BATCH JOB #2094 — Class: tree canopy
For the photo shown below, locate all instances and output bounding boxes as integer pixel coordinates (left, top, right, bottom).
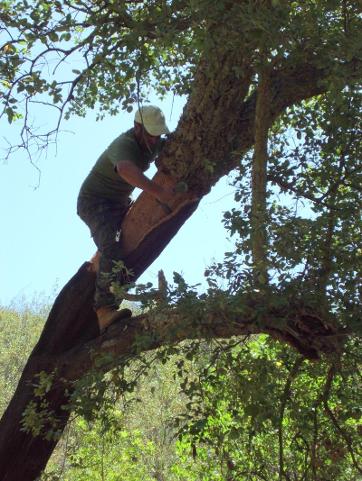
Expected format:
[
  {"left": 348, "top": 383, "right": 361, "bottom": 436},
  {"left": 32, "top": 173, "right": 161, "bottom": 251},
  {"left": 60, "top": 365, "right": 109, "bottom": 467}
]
[
  {"left": 0, "top": 1, "right": 361, "bottom": 480},
  {"left": 2, "top": 0, "right": 361, "bottom": 152}
]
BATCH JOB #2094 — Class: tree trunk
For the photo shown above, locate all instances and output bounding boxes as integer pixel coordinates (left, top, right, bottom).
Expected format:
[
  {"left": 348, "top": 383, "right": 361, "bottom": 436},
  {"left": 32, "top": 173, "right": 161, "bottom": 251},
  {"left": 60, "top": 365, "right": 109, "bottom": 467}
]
[{"left": 0, "top": 54, "right": 343, "bottom": 480}]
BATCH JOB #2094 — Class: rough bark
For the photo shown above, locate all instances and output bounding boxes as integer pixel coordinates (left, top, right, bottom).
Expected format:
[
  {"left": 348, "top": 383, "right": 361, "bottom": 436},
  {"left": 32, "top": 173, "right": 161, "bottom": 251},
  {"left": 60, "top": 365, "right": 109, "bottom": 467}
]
[
  {"left": 251, "top": 70, "right": 271, "bottom": 287},
  {"left": 0, "top": 55, "right": 357, "bottom": 480}
]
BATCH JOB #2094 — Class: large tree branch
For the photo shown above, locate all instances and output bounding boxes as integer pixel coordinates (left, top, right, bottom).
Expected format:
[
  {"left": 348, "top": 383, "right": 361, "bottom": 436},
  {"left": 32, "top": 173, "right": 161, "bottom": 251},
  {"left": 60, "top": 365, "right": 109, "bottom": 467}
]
[
  {"left": 159, "top": 56, "right": 362, "bottom": 196},
  {"left": 57, "top": 276, "right": 342, "bottom": 385}
]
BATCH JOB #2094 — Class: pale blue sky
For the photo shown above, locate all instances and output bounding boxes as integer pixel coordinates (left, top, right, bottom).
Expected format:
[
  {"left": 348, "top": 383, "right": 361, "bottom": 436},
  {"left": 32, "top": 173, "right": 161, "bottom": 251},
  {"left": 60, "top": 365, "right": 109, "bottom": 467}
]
[{"left": 0, "top": 94, "right": 236, "bottom": 307}]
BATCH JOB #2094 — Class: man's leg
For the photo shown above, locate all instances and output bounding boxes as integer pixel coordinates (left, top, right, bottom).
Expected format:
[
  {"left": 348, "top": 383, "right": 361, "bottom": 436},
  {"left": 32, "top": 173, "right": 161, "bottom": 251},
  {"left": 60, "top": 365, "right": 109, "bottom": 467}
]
[
  {"left": 92, "top": 218, "right": 128, "bottom": 310},
  {"left": 77, "top": 197, "right": 131, "bottom": 331}
]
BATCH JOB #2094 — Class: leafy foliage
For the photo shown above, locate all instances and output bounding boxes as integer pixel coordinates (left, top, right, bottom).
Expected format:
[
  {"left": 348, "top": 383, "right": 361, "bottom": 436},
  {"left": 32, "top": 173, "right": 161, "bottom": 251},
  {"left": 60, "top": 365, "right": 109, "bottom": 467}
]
[
  {"left": 1, "top": 301, "right": 361, "bottom": 480},
  {"left": 210, "top": 87, "right": 361, "bottom": 329},
  {"left": 1, "top": 0, "right": 361, "bottom": 155},
  {"left": 0, "top": 301, "right": 46, "bottom": 414},
  {"left": 176, "top": 337, "right": 362, "bottom": 480}
]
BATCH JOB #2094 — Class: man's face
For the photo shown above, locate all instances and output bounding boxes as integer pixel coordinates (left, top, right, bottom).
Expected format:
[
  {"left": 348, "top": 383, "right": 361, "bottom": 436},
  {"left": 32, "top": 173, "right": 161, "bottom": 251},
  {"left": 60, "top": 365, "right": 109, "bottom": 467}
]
[{"left": 134, "top": 123, "right": 160, "bottom": 152}]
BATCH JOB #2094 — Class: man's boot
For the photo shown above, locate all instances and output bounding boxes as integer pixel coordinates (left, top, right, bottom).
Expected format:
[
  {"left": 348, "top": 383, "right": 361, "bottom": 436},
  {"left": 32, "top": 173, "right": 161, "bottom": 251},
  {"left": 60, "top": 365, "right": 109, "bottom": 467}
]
[{"left": 96, "top": 306, "right": 132, "bottom": 334}]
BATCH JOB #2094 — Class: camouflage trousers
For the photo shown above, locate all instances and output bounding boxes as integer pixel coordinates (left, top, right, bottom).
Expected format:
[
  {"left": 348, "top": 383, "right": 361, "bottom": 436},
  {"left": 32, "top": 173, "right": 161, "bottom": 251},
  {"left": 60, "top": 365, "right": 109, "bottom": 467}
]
[{"left": 77, "top": 196, "right": 131, "bottom": 309}]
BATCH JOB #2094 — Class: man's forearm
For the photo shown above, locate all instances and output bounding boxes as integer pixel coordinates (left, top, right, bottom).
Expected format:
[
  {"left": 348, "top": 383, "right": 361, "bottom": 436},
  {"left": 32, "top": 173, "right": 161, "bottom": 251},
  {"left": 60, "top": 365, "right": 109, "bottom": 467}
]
[{"left": 116, "top": 160, "right": 164, "bottom": 200}]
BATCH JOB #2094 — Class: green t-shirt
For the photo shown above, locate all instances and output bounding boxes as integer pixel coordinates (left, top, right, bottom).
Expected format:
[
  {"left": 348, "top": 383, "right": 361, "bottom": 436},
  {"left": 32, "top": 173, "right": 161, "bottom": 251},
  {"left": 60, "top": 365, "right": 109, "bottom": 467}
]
[{"left": 78, "top": 128, "right": 161, "bottom": 203}]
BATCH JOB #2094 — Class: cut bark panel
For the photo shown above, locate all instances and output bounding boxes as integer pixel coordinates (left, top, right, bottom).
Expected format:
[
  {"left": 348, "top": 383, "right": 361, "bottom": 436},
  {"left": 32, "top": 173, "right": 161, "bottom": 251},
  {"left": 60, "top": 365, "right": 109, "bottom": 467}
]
[
  {"left": 89, "top": 171, "right": 200, "bottom": 277},
  {"left": 123, "top": 201, "right": 200, "bottom": 277},
  {"left": 122, "top": 173, "right": 193, "bottom": 246}
]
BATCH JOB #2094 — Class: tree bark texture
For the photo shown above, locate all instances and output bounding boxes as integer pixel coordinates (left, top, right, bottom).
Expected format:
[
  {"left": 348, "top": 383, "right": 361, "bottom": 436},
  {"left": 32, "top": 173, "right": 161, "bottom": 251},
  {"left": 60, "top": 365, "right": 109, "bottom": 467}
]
[
  {"left": 251, "top": 71, "right": 271, "bottom": 287},
  {"left": 0, "top": 53, "right": 350, "bottom": 480}
]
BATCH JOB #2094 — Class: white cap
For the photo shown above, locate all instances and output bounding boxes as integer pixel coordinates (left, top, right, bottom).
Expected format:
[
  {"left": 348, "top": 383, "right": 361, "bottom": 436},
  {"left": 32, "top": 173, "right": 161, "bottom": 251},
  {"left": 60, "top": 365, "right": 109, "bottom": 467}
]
[{"left": 134, "top": 105, "right": 170, "bottom": 136}]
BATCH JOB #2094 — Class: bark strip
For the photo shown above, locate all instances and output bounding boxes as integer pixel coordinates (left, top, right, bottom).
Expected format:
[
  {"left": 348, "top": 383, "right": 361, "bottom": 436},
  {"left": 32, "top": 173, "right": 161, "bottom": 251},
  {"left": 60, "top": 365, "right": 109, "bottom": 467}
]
[{"left": 251, "top": 71, "right": 271, "bottom": 288}]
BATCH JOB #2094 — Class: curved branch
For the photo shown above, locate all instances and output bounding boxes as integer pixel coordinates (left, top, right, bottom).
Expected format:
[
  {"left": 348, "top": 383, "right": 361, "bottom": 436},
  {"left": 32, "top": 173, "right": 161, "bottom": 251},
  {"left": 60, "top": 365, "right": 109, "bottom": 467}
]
[{"left": 55, "top": 287, "right": 336, "bottom": 384}]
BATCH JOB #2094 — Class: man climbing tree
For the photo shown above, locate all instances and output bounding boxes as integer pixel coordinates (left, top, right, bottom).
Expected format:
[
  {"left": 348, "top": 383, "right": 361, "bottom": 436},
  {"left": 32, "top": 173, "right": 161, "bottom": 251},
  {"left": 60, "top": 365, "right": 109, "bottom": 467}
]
[
  {"left": 77, "top": 105, "right": 173, "bottom": 333},
  {"left": 0, "top": 1, "right": 361, "bottom": 480}
]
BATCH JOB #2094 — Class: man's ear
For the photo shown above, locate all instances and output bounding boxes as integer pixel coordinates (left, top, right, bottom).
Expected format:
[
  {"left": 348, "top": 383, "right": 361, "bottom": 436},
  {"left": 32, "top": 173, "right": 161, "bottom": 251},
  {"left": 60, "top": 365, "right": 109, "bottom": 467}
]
[{"left": 134, "top": 122, "right": 147, "bottom": 141}]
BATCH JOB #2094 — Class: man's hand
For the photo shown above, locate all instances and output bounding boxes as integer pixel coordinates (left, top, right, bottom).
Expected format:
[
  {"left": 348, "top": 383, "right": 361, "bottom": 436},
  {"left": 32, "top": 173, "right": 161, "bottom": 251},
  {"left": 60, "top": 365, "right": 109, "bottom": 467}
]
[{"left": 116, "top": 160, "right": 175, "bottom": 205}]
